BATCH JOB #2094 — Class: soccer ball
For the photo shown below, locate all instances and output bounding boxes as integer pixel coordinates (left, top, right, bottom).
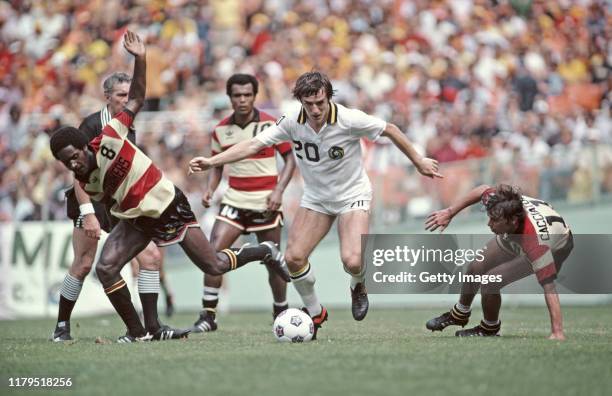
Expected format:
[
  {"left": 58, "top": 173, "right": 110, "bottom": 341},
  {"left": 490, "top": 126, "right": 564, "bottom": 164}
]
[{"left": 273, "top": 308, "right": 314, "bottom": 343}]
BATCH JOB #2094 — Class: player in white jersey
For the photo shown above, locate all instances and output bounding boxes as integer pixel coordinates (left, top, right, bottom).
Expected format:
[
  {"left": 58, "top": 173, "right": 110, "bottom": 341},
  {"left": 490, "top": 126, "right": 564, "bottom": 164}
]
[
  {"left": 425, "top": 184, "right": 573, "bottom": 339},
  {"left": 190, "top": 71, "right": 442, "bottom": 338}
]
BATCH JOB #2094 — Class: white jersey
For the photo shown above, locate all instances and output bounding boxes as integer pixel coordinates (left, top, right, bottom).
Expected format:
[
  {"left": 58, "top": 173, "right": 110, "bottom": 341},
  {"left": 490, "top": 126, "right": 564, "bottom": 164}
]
[{"left": 255, "top": 102, "right": 386, "bottom": 202}]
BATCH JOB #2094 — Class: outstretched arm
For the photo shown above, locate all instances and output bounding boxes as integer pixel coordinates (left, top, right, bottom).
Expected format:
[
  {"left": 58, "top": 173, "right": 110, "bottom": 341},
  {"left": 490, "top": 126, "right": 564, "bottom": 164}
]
[
  {"left": 123, "top": 30, "right": 146, "bottom": 115},
  {"left": 425, "top": 184, "right": 491, "bottom": 232},
  {"left": 381, "top": 123, "right": 443, "bottom": 179},
  {"left": 189, "top": 137, "right": 267, "bottom": 174},
  {"left": 543, "top": 281, "right": 565, "bottom": 340}
]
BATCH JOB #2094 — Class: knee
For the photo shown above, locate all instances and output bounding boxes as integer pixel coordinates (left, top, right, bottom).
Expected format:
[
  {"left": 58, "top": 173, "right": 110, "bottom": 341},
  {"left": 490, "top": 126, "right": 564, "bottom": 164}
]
[
  {"left": 284, "top": 248, "right": 308, "bottom": 273},
  {"left": 71, "top": 254, "right": 95, "bottom": 281},
  {"left": 71, "top": 263, "right": 93, "bottom": 280},
  {"left": 204, "top": 253, "right": 227, "bottom": 276},
  {"left": 341, "top": 253, "right": 362, "bottom": 275},
  {"left": 95, "top": 254, "right": 120, "bottom": 284},
  {"left": 465, "top": 261, "right": 485, "bottom": 276},
  {"left": 137, "top": 244, "right": 162, "bottom": 271}
]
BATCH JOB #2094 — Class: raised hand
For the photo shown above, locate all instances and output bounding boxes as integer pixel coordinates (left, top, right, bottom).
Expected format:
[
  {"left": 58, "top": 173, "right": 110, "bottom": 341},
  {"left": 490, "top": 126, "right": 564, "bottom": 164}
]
[
  {"left": 417, "top": 158, "right": 443, "bottom": 179},
  {"left": 123, "top": 30, "right": 145, "bottom": 57},
  {"left": 424, "top": 208, "right": 452, "bottom": 232}
]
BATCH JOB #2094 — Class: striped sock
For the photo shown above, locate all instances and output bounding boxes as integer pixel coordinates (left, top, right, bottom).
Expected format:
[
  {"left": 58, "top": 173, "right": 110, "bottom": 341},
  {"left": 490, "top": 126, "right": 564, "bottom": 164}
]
[
  {"left": 220, "top": 244, "right": 270, "bottom": 271},
  {"left": 104, "top": 278, "right": 145, "bottom": 337},
  {"left": 202, "top": 286, "right": 219, "bottom": 315},
  {"left": 455, "top": 302, "right": 471, "bottom": 314},
  {"left": 138, "top": 270, "right": 161, "bottom": 332},
  {"left": 57, "top": 274, "right": 83, "bottom": 322},
  {"left": 290, "top": 263, "right": 321, "bottom": 317}
]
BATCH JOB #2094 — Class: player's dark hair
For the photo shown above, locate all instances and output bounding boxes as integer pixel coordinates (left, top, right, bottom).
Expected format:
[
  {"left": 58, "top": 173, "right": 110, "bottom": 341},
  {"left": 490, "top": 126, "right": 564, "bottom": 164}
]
[
  {"left": 484, "top": 184, "right": 525, "bottom": 222},
  {"left": 292, "top": 71, "right": 335, "bottom": 100},
  {"left": 103, "top": 72, "right": 131, "bottom": 94},
  {"left": 226, "top": 73, "right": 259, "bottom": 96},
  {"left": 50, "top": 126, "right": 88, "bottom": 159}
]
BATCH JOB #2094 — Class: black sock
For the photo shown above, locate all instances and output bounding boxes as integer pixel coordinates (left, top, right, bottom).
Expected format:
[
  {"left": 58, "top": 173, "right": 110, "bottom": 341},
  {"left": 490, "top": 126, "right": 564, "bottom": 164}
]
[
  {"left": 57, "top": 274, "right": 83, "bottom": 323},
  {"left": 104, "top": 279, "right": 146, "bottom": 337},
  {"left": 221, "top": 245, "right": 271, "bottom": 271},
  {"left": 57, "top": 296, "right": 76, "bottom": 323},
  {"left": 140, "top": 293, "right": 160, "bottom": 332}
]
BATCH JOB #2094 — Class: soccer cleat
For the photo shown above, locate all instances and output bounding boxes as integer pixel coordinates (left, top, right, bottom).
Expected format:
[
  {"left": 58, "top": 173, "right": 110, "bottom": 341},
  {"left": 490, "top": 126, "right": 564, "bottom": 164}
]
[
  {"left": 302, "top": 306, "right": 328, "bottom": 340},
  {"left": 152, "top": 325, "right": 190, "bottom": 341},
  {"left": 273, "top": 303, "right": 289, "bottom": 319},
  {"left": 50, "top": 321, "right": 72, "bottom": 342},
  {"left": 350, "top": 282, "right": 369, "bottom": 321},
  {"left": 165, "top": 294, "right": 175, "bottom": 317},
  {"left": 455, "top": 320, "right": 501, "bottom": 337},
  {"left": 260, "top": 241, "right": 291, "bottom": 282},
  {"left": 192, "top": 311, "right": 218, "bottom": 333},
  {"left": 117, "top": 332, "right": 153, "bottom": 343},
  {"left": 426, "top": 305, "right": 471, "bottom": 332}
]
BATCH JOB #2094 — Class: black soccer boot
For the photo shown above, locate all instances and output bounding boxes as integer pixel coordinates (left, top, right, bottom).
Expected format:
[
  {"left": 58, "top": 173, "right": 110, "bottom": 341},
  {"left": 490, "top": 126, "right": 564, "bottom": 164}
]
[
  {"left": 350, "top": 282, "right": 369, "bottom": 321},
  {"left": 426, "top": 304, "right": 471, "bottom": 331},
  {"left": 192, "top": 310, "right": 218, "bottom": 333},
  {"left": 260, "top": 241, "right": 291, "bottom": 282},
  {"left": 152, "top": 325, "right": 190, "bottom": 341},
  {"left": 455, "top": 320, "right": 501, "bottom": 337},
  {"left": 50, "top": 321, "right": 72, "bottom": 342},
  {"left": 117, "top": 332, "right": 153, "bottom": 343},
  {"left": 273, "top": 303, "right": 289, "bottom": 319}
]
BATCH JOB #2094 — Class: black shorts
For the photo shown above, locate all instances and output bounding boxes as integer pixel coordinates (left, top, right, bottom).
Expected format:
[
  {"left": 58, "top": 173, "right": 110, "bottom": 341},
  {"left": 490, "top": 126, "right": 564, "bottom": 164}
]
[
  {"left": 216, "top": 203, "right": 283, "bottom": 234},
  {"left": 65, "top": 187, "right": 115, "bottom": 233},
  {"left": 130, "top": 187, "right": 199, "bottom": 247}
]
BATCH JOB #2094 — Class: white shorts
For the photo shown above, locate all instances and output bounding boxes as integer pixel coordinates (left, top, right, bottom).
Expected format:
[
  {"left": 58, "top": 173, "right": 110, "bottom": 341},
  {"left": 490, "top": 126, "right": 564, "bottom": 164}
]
[{"left": 300, "top": 193, "right": 371, "bottom": 216}]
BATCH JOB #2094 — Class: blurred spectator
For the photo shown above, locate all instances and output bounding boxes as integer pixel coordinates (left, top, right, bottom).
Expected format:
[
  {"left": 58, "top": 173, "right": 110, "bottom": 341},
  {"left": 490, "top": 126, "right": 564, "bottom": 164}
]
[{"left": 0, "top": 0, "right": 610, "bottom": 223}]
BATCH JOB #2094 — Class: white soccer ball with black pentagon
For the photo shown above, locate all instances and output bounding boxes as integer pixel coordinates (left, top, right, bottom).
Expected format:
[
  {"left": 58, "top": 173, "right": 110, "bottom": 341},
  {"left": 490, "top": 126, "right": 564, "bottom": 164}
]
[{"left": 273, "top": 308, "right": 314, "bottom": 343}]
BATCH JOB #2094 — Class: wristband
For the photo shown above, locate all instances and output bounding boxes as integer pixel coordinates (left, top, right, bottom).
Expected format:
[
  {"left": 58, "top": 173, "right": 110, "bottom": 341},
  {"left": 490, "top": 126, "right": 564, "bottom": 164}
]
[{"left": 79, "top": 203, "right": 95, "bottom": 215}]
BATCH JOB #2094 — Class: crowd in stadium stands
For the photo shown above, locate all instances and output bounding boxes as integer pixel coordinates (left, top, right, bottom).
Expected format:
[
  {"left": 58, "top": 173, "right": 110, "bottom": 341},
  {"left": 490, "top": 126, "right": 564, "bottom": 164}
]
[{"left": 0, "top": 0, "right": 610, "bottom": 223}]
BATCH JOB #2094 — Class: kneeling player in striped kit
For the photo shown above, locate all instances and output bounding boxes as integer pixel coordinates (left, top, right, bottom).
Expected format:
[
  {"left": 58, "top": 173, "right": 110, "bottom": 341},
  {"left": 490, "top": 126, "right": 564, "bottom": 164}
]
[
  {"left": 425, "top": 184, "right": 573, "bottom": 339},
  {"left": 49, "top": 31, "right": 287, "bottom": 342}
]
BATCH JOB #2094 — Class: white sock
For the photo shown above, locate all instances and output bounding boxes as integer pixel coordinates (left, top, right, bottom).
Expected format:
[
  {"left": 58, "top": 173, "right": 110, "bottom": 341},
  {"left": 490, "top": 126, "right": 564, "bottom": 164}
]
[
  {"left": 60, "top": 274, "right": 83, "bottom": 301},
  {"left": 138, "top": 270, "right": 160, "bottom": 294},
  {"left": 455, "top": 302, "right": 471, "bottom": 313},
  {"left": 350, "top": 273, "right": 365, "bottom": 290},
  {"left": 483, "top": 318, "right": 500, "bottom": 326},
  {"left": 290, "top": 263, "right": 321, "bottom": 316}
]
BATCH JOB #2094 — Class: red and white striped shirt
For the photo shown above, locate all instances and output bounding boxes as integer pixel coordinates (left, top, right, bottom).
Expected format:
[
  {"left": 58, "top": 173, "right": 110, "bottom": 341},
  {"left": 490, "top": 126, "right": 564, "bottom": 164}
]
[
  {"left": 81, "top": 110, "right": 175, "bottom": 219},
  {"left": 482, "top": 188, "right": 571, "bottom": 284},
  {"left": 211, "top": 109, "right": 291, "bottom": 211}
]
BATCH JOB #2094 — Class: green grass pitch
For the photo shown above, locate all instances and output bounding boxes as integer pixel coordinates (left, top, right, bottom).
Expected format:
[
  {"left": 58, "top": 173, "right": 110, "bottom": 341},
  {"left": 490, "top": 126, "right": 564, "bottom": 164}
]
[{"left": 1, "top": 306, "right": 611, "bottom": 396}]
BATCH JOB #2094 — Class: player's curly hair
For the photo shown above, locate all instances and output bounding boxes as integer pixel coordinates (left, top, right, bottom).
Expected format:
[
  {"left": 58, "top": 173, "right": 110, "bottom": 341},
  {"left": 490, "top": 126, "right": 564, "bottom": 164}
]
[
  {"left": 50, "top": 126, "right": 88, "bottom": 159},
  {"left": 484, "top": 184, "right": 525, "bottom": 222},
  {"left": 226, "top": 73, "right": 259, "bottom": 96},
  {"left": 292, "top": 71, "right": 336, "bottom": 100}
]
